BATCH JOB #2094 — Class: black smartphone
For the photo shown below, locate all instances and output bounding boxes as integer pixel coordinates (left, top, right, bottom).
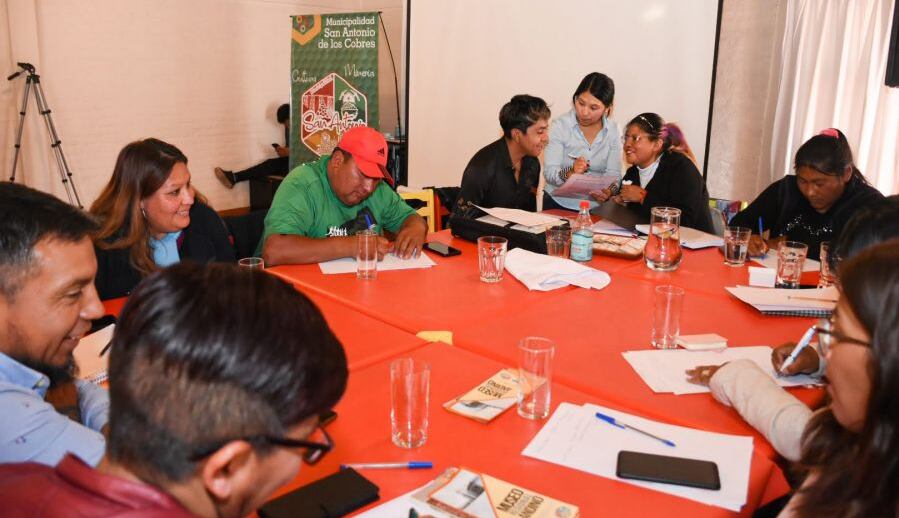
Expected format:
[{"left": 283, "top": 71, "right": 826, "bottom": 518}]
[
  {"left": 423, "top": 242, "right": 461, "bottom": 257},
  {"left": 616, "top": 451, "right": 721, "bottom": 490},
  {"left": 258, "top": 467, "right": 379, "bottom": 518}
]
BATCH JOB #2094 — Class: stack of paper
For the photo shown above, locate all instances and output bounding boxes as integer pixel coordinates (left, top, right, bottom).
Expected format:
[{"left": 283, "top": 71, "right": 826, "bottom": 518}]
[
  {"left": 748, "top": 267, "right": 777, "bottom": 287},
  {"left": 318, "top": 252, "right": 437, "bottom": 274},
  {"left": 621, "top": 346, "right": 820, "bottom": 395},
  {"left": 73, "top": 324, "right": 115, "bottom": 385},
  {"left": 635, "top": 224, "right": 723, "bottom": 249},
  {"left": 522, "top": 402, "right": 753, "bottom": 511},
  {"left": 504, "top": 248, "right": 611, "bottom": 291},
  {"left": 474, "top": 205, "right": 563, "bottom": 229},
  {"left": 590, "top": 219, "right": 637, "bottom": 237},
  {"left": 726, "top": 285, "right": 837, "bottom": 317},
  {"left": 676, "top": 333, "right": 728, "bottom": 350}
]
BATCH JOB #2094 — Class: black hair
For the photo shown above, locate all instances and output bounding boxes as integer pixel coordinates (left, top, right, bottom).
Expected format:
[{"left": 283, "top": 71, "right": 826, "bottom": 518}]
[
  {"left": 797, "top": 239, "right": 899, "bottom": 516},
  {"left": 106, "top": 262, "right": 348, "bottom": 484},
  {"left": 499, "top": 94, "right": 551, "bottom": 139},
  {"left": 626, "top": 113, "right": 697, "bottom": 165},
  {"left": 794, "top": 129, "right": 867, "bottom": 183},
  {"left": 0, "top": 182, "right": 98, "bottom": 299},
  {"left": 572, "top": 72, "right": 615, "bottom": 107},
  {"left": 832, "top": 198, "right": 899, "bottom": 271},
  {"left": 277, "top": 103, "right": 290, "bottom": 124}
]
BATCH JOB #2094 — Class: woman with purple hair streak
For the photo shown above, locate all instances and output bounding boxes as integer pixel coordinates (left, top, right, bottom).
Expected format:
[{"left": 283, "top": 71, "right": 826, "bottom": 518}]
[{"left": 591, "top": 112, "right": 714, "bottom": 233}]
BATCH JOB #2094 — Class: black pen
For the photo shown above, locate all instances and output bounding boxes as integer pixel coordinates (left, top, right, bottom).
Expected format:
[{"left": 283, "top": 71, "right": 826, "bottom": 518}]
[{"left": 98, "top": 341, "right": 113, "bottom": 357}]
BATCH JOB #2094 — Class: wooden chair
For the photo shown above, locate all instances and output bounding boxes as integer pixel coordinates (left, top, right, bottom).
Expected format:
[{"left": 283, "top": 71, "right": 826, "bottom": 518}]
[{"left": 399, "top": 188, "right": 437, "bottom": 233}]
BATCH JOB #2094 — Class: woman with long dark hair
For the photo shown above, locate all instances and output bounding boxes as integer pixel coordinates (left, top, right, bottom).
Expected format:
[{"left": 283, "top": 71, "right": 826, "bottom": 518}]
[
  {"left": 730, "top": 128, "right": 883, "bottom": 260},
  {"left": 543, "top": 72, "right": 622, "bottom": 210},
  {"left": 592, "top": 112, "right": 714, "bottom": 232},
  {"left": 91, "top": 138, "right": 235, "bottom": 299}
]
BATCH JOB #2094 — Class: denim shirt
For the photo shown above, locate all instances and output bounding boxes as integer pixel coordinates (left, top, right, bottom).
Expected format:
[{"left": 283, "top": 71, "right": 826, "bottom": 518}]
[
  {"left": 0, "top": 352, "right": 108, "bottom": 466},
  {"left": 149, "top": 230, "right": 182, "bottom": 267},
  {"left": 544, "top": 110, "right": 623, "bottom": 210}
]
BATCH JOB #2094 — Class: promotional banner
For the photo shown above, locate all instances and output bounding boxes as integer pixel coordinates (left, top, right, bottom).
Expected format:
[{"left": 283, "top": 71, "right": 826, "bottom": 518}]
[{"left": 290, "top": 12, "right": 379, "bottom": 168}]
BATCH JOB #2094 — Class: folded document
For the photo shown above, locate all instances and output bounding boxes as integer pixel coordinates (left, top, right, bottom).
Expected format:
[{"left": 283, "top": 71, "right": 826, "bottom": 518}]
[{"left": 503, "top": 248, "right": 611, "bottom": 291}]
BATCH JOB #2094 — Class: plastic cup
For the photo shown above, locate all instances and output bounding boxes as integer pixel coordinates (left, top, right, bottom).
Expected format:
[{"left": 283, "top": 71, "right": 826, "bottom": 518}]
[
  {"left": 390, "top": 358, "right": 430, "bottom": 449},
  {"left": 517, "top": 337, "right": 555, "bottom": 420},
  {"left": 723, "top": 226, "right": 751, "bottom": 266},
  {"left": 776, "top": 241, "right": 808, "bottom": 288},
  {"left": 238, "top": 257, "right": 264, "bottom": 269},
  {"left": 652, "top": 285, "right": 685, "bottom": 349},
  {"left": 477, "top": 236, "right": 507, "bottom": 283},
  {"left": 356, "top": 230, "right": 378, "bottom": 280},
  {"left": 545, "top": 227, "right": 571, "bottom": 258}
]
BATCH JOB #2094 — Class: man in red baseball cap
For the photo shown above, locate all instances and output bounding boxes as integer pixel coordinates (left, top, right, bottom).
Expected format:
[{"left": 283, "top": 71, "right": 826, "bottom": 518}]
[{"left": 259, "top": 126, "right": 427, "bottom": 265}]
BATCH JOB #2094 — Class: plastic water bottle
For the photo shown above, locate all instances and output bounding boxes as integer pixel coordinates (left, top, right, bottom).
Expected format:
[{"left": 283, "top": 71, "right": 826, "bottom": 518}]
[{"left": 570, "top": 201, "right": 594, "bottom": 262}]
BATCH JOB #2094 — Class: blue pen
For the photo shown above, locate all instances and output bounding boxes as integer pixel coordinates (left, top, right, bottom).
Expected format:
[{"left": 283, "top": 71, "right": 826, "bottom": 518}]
[
  {"left": 779, "top": 325, "right": 816, "bottom": 374},
  {"left": 363, "top": 213, "right": 375, "bottom": 231},
  {"left": 596, "top": 412, "right": 676, "bottom": 447},
  {"left": 340, "top": 461, "right": 433, "bottom": 470}
]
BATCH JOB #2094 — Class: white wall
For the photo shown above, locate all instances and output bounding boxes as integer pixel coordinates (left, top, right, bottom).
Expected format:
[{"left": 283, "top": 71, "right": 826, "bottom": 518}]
[
  {"left": 1, "top": 0, "right": 403, "bottom": 211},
  {"left": 406, "top": 0, "right": 719, "bottom": 190}
]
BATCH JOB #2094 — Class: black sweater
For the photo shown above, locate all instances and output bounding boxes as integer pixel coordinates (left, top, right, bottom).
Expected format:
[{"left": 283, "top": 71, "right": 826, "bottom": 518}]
[
  {"left": 94, "top": 202, "right": 235, "bottom": 300},
  {"left": 458, "top": 138, "right": 540, "bottom": 212},
  {"left": 621, "top": 151, "right": 714, "bottom": 233},
  {"left": 730, "top": 175, "right": 883, "bottom": 260}
]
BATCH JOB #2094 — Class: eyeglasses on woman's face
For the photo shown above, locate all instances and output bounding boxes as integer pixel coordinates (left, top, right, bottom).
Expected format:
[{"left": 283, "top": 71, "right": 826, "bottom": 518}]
[{"left": 814, "top": 316, "right": 870, "bottom": 356}]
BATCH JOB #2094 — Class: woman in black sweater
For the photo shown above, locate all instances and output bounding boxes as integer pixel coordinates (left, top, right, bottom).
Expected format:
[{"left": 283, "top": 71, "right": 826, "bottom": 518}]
[
  {"left": 730, "top": 128, "right": 883, "bottom": 260},
  {"left": 591, "top": 113, "right": 713, "bottom": 233},
  {"left": 91, "top": 138, "right": 235, "bottom": 300}
]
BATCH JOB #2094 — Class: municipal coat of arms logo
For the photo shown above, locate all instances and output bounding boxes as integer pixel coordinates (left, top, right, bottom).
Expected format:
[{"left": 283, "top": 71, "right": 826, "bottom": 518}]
[{"left": 300, "top": 72, "right": 368, "bottom": 156}]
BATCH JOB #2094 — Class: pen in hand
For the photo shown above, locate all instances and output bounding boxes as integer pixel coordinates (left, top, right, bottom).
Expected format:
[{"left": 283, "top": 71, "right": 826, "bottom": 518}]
[{"left": 779, "top": 326, "right": 817, "bottom": 374}]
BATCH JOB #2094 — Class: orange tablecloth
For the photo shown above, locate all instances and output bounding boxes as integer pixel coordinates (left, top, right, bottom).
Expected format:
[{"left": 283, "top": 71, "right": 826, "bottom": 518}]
[
  {"left": 274, "top": 342, "right": 790, "bottom": 517},
  {"left": 452, "top": 274, "right": 824, "bottom": 459}
]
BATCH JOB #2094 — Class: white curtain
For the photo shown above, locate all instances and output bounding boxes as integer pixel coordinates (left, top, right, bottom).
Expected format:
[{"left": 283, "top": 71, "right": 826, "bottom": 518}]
[{"left": 771, "top": 0, "right": 898, "bottom": 195}]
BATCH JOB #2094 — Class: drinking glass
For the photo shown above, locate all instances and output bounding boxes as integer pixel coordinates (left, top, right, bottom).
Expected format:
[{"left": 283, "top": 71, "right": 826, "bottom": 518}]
[
  {"left": 477, "top": 236, "right": 508, "bottom": 283},
  {"left": 644, "top": 207, "right": 682, "bottom": 271},
  {"left": 238, "top": 257, "right": 264, "bottom": 269},
  {"left": 545, "top": 226, "right": 571, "bottom": 258},
  {"left": 652, "top": 285, "right": 685, "bottom": 349},
  {"left": 390, "top": 358, "right": 430, "bottom": 449},
  {"left": 818, "top": 241, "right": 836, "bottom": 288},
  {"left": 356, "top": 230, "right": 378, "bottom": 280},
  {"left": 517, "top": 337, "right": 555, "bottom": 420},
  {"left": 776, "top": 241, "right": 808, "bottom": 288},
  {"left": 723, "top": 226, "right": 751, "bottom": 266}
]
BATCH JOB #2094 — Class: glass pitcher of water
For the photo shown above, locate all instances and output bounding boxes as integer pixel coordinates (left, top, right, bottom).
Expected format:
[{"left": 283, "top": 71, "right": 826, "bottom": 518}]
[{"left": 644, "top": 206, "right": 683, "bottom": 271}]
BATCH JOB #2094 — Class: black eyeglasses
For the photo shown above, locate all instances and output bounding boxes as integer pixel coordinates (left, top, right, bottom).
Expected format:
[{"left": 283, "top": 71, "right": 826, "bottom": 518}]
[
  {"left": 189, "top": 425, "right": 333, "bottom": 465},
  {"left": 814, "top": 317, "right": 870, "bottom": 356}
]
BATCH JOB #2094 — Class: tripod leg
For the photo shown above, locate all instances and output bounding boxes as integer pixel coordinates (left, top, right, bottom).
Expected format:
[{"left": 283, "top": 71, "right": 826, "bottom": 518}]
[
  {"left": 32, "top": 77, "right": 83, "bottom": 208},
  {"left": 9, "top": 77, "right": 33, "bottom": 182}
]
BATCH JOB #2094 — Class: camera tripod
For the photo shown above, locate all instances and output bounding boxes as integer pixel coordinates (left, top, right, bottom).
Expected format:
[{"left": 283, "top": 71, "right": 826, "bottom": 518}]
[{"left": 7, "top": 62, "right": 82, "bottom": 207}]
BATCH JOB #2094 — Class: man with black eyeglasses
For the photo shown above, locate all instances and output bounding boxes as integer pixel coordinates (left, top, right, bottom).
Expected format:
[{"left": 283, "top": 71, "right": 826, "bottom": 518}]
[{"left": 0, "top": 263, "right": 348, "bottom": 517}]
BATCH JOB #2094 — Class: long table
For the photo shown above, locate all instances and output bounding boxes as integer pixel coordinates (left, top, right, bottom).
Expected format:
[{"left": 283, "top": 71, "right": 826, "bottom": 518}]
[{"left": 271, "top": 342, "right": 791, "bottom": 517}]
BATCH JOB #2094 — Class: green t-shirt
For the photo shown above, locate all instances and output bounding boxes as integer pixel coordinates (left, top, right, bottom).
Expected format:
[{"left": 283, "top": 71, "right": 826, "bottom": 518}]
[{"left": 257, "top": 155, "right": 415, "bottom": 254}]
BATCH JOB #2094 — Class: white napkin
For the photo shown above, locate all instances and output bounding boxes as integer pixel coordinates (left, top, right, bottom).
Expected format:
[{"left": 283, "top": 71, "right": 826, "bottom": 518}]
[{"left": 503, "top": 247, "right": 611, "bottom": 291}]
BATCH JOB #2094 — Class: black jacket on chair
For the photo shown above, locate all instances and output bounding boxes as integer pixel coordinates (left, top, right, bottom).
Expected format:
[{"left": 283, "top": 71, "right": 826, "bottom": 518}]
[
  {"left": 94, "top": 202, "right": 235, "bottom": 300},
  {"left": 621, "top": 151, "right": 714, "bottom": 233}
]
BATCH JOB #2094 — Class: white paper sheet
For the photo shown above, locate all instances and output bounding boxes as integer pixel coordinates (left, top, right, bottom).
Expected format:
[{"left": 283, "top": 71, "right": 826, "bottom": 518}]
[
  {"left": 590, "top": 219, "right": 637, "bottom": 237},
  {"left": 725, "top": 285, "right": 837, "bottom": 312},
  {"left": 474, "top": 205, "right": 563, "bottom": 228},
  {"left": 522, "top": 402, "right": 752, "bottom": 511},
  {"left": 635, "top": 224, "right": 723, "bottom": 249},
  {"left": 551, "top": 174, "right": 618, "bottom": 198},
  {"left": 621, "top": 346, "right": 821, "bottom": 395},
  {"left": 751, "top": 254, "right": 820, "bottom": 272},
  {"left": 476, "top": 214, "right": 511, "bottom": 227},
  {"left": 318, "top": 252, "right": 437, "bottom": 274},
  {"left": 504, "top": 248, "right": 611, "bottom": 291}
]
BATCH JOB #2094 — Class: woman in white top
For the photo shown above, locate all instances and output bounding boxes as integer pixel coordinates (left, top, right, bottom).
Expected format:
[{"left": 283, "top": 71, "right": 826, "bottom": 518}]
[
  {"left": 691, "top": 240, "right": 899, "bottom": 516},
  {"left": 543, "top": 72, "right": 621, "bottom": 211}
]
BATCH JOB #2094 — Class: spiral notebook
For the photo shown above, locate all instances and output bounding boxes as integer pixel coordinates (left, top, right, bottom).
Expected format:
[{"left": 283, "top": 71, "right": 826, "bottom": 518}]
[
  {"left": 725, "top": 286, "right": 836, "bottom": 317},
  {"left": 73, "top": 324, "right": 114, "bottom": 385}
]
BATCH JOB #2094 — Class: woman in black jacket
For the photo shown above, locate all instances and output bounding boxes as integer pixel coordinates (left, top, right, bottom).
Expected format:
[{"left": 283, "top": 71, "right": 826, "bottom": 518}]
[
  {"left": 90, "top": 138, "right": 235, "bottom": 300},
  {"left": 730, "top": 128, "right": 883, "bottom": 260},
  {"left": 591, "top": 112, "right": 714, "bottom": 233}
]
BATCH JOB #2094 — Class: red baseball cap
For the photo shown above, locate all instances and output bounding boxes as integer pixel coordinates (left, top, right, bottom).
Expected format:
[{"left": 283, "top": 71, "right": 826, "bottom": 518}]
[{"left": 337, "top": 126, "right": 394, "bottom": 185}]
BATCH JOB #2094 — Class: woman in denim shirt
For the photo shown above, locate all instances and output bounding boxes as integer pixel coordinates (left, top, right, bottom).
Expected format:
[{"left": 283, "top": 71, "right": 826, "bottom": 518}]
[{"left": 543, "top": 72, "right": 622, "bottom": 211}]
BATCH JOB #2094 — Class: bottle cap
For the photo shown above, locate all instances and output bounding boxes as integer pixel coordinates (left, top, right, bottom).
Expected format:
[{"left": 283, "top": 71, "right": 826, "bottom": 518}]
[{"left": 579, "top": 200, "right": 590, "bottom": 209}]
